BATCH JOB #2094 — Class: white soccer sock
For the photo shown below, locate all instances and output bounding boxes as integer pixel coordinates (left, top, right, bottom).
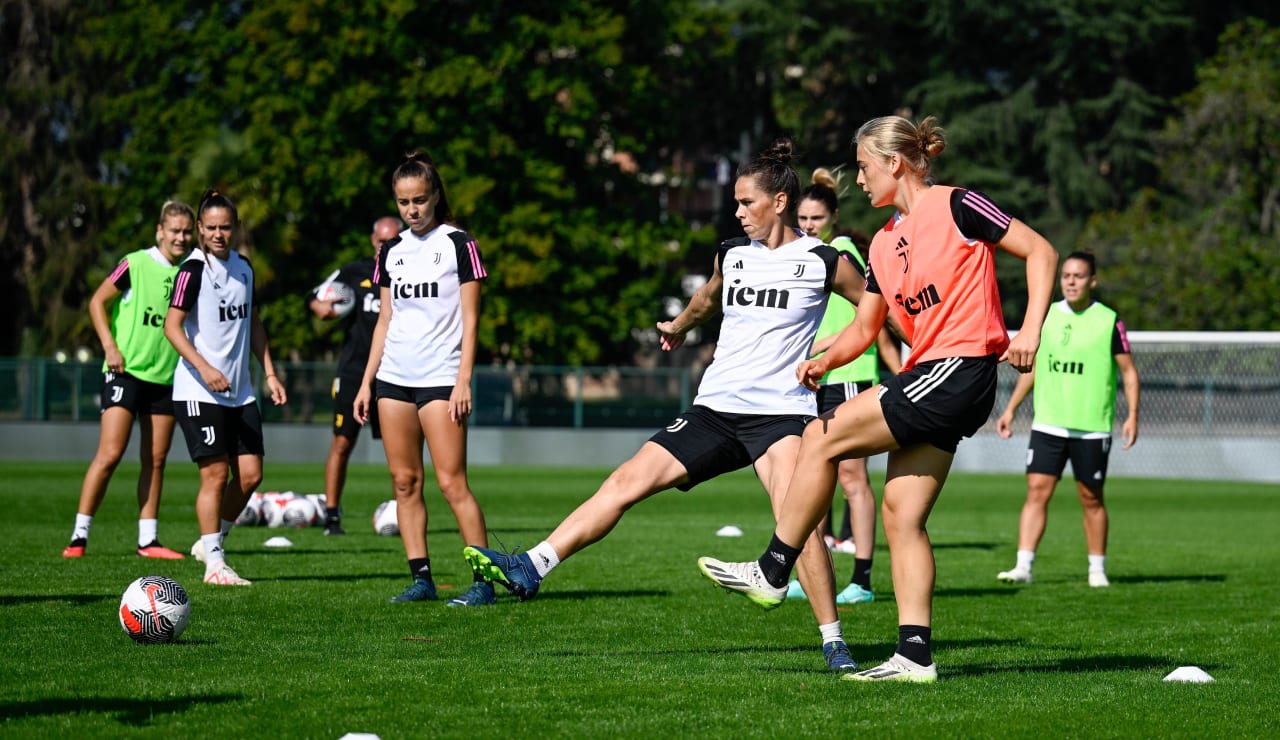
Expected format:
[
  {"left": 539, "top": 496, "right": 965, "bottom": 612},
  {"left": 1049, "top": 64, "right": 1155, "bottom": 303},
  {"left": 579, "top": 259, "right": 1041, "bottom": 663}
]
[
  {"left": 72, "top": 513, "right": 93, "bottom": 541},
  {"left": 202, "top": 532, "right": 225, "bottom": 573},
  {"left": 220, "top": 518, "right": 236, "bottom": 538},
  {"left": 1088, "top": 554, "right": 1106, "bottom": 573},
  {"left": 1016, "top": 550, "right": 1036, "bottom": 571},
  {"left": 138, "top": 519, "right": 158, "bottom": 548},
  {"left": 527, "top": 541, "right": 561, "bottom": 578},
  {"left": 819, "top": 621, "right": 845, "bottom": 645}
]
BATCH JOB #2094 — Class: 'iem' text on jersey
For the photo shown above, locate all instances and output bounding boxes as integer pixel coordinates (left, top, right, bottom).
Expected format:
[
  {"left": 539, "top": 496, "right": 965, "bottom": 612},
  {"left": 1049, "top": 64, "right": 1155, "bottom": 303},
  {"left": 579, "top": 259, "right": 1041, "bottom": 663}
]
[
  {"left": 374, "top": 224, "right": 487, "bottom": 387},
  {"left": 693, "top": 233, "right": 839, "bottom": 416},
  {"left": 169, "top": 248, "right": 258, "bottom": 407}
]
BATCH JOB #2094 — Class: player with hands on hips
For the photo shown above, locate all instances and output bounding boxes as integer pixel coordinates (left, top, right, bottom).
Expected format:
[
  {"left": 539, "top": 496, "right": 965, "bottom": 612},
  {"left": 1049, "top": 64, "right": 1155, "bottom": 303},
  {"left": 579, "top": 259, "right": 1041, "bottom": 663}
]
[{"left": 63, "top": 200, "right": 195, "bottom": 560}]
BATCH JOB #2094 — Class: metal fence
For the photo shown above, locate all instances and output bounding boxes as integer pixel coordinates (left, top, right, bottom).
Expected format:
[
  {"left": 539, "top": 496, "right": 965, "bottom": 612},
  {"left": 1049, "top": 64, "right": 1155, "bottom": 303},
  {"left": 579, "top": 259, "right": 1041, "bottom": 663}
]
[
  {"left": 0, "top": 359, "right": 695, "bottom": 430},
  {"left": 3, "top": 332, "right": 1277, "bottom": 438}
]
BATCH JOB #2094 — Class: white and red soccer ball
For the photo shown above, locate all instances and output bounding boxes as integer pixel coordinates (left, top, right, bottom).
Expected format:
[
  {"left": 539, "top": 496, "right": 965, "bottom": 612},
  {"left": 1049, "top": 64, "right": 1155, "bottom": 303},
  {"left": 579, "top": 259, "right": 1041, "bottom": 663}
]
[{"left": 119, "top": 575, "right": 190, "bottom": 644}]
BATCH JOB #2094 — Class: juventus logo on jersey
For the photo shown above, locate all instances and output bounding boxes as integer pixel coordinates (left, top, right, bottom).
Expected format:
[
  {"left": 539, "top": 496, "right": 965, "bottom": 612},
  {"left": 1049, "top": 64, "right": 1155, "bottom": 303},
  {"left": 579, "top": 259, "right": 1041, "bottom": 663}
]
[
  {"left": 201, "top": 426, "right": 216, "bottom": 445},
  {"left": 896, "top": 236, "right": 909, "bottom": 272},
  {"left": 793, "top": 264, "right": 805, "bottom": 277},
  {"left": 433, "top": 252, "right": 442, "bottom": 264},
  {"left": 666, "top": 418, "right": 688, "bottom": 433}
]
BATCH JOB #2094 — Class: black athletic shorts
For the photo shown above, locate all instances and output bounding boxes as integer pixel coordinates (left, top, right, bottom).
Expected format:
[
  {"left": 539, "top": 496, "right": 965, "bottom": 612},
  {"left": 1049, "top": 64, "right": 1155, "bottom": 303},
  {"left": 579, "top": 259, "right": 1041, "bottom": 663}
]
[
  {"left": 375, "top": 379, "right": 453, "bottom": 409},
  {"left": 648, "top": 404, "right": 813, "bottom": 491},
  {"left": 333, "top": 375, "right": 380, "bottom": 440},
  {"left": 1026, "top": 430, "right": 1111, "bottom": 488},
  {"left": 877, "top": 355, "right": 997, "bottom": 454},
  {"left": 174, "top": 399, "right": 266, "bottom": 461},
  {"left": 817, "top": 380, "right": 874, "bottom": 415},
  {"left": 101, "top": 371, "right": 174, "bottom": 416}
]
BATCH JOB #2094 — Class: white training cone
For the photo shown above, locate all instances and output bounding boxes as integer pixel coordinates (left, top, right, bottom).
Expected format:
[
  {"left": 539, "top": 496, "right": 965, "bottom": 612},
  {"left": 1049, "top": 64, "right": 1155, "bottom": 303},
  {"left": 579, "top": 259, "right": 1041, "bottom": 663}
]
[
  {"left": 1163, "top": 666, "right": 1214, "bottom": 683},
  {"left": 715, "top": 525, "right": 744, "bottom": 537},
  {"left": 263, "top": 536, "right": 294, "bottom": 548}
]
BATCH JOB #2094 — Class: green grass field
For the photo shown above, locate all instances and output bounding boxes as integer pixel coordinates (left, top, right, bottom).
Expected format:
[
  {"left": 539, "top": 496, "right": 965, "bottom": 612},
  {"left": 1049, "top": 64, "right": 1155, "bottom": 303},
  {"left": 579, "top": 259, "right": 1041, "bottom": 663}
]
[{"left": 1, "top": 461, "right": 1276, "bottom": 738}]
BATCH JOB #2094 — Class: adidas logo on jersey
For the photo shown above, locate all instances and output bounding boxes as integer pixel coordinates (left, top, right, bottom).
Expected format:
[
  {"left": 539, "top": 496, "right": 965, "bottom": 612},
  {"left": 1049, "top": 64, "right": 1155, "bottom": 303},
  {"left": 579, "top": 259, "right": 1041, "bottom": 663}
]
[{"left": 731, "top": 260, "right": 743, "bottom": 270}]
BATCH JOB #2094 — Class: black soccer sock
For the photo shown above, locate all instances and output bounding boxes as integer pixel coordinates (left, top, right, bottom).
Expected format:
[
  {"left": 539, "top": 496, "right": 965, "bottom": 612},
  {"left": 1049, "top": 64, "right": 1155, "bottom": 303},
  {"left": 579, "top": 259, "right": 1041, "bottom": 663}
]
[
  {"left": 897, "top": 625, "right": 932, "bottom": 666},
  {"left": 756, "top": 533, "right": 803, "bottom": 588},
  {"left": 851, "top": 557, "right": 873, "bottom": 590},
  {"left": 408, "top": 558, "right": 432, "bottom": 581},
  {"left": 838, "top": 501, "right": 853, "bottom": 542},
  {"left": 325, "top": 506, "right": 340, "bottom": 522}
]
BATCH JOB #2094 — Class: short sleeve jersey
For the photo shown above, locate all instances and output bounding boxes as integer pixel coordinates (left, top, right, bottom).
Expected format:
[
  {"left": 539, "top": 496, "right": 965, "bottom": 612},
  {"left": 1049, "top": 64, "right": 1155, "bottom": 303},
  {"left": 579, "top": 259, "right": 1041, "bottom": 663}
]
[
  {"left": 693, "top": 232, "right": 839, "bottom": 416},
  {"left": 105, "top": 246, "right": 181, "bottom": 384},
  {"left": 309, "top": 257, "right": 379, "bottom": 379},
  {"left": 169, "top": 248, "right": 258, "bottom": 406},
  {"left": 865, "top": 186, "right": 1012, "bottom": 371},
  {"left": 374, "top": 224, "right": 487, "bottom": 387}
]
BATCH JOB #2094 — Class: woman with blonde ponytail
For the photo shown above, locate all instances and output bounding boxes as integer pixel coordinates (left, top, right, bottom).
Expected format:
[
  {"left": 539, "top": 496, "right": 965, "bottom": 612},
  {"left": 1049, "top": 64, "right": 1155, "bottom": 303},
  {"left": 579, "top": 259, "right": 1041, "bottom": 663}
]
[{"left": 701, "top": 115, "right": 1059, "bottom": 682}]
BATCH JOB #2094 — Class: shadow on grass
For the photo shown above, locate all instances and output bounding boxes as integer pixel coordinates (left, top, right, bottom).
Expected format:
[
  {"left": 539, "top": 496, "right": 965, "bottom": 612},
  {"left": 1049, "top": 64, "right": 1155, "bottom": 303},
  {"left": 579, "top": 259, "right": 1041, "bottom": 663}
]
[
  {"left": 0, "top": 594, "right": 114, "bottom": 607},
  {"left": 0, "top": 694, "right": 240, "bottom": 726},
  {"left": 521, "top": 588, "right": 673, "bottom": 601},
  {"left": 240, "top": 547, "right": 396, "bottom": 556},
  {"left": 1109, "top": 574, "right": 1226, "bottom": 585},
  {"left": 932, "top": 541, "right": 1001, "bottom": 551},
  {"left": 935, "top": 586, "right": 1023, "bottom": 598},
  {"left": 263, "top": 572, "right": 404, "bottom": 583},
  {"left": 944, "top": 654, "right": 1227, "bottom": 678}
]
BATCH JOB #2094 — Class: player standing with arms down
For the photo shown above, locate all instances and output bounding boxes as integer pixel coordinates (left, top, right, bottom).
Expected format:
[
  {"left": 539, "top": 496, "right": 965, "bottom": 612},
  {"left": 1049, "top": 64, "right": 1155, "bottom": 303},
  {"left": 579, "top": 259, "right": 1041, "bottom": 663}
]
[
  {"left": 353, "top": 152, "right": 495, "bottom": 607},
  {"left": 307, "top": 216, "right": 403, "bottom": 535},
  {"left": 165, "top": 189, "right": 287, "bottom": 586},
  {"left": 699, "top": 115, "right": 1058, "bottom": 682},
  {"left": 995, "top": 251, "right": 1140, "bottom": 588},
  {"left": 63, "top": 201, "right": 194, "bottom": 560},
  {"left": 463, "top": 138, "right": 870, "bottom": 672},
  {"left": 786, "top": 169, "right": 901, "bottom": 606}
]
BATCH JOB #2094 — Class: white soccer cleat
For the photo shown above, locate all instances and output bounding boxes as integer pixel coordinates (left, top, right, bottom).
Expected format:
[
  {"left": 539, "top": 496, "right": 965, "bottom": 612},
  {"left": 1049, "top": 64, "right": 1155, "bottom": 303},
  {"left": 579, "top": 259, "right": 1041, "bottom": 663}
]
[
  {"left": 1088, "top": 571, "right": 1110, "bottom": 588},
  {"left": 204, "top": 562, "right": 252, "bottom": 586},
  {"left": 997, "top": 566, "right": 1032, "bottom": 584},
  {"left": 843, "top": 653, "right": 938, "bottom": 683},
  {"left": 190, "top": 539, "right": 206, "bottom": 563},
  {"left": 696, "top": 557, "right": 787, "bottom": 609},
  {"left": 831, "top": 539, "right": 857, "bottom": 555}
]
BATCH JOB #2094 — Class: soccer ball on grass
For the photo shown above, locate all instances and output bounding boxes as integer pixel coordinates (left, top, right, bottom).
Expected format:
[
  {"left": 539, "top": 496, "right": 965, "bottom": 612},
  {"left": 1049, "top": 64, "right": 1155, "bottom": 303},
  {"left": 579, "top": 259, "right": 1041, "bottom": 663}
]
[{"left": 119, "top": 575, "right": 190, "bottom": 644}]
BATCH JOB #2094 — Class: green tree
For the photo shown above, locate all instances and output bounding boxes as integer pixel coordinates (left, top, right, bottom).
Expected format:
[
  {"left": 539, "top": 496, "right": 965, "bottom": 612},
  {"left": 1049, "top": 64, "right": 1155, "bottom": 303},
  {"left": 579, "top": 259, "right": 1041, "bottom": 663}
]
[{"left": 1082, "top": 19, "right": 1280, "bottom": 330}]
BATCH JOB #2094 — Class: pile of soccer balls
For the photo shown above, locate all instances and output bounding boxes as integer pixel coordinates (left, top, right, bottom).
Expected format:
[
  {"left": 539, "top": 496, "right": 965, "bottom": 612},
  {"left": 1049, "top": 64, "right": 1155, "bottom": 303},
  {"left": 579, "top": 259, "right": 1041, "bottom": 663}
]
[{"left": 233, "top": 491, "right": 328, "bottom": 529}]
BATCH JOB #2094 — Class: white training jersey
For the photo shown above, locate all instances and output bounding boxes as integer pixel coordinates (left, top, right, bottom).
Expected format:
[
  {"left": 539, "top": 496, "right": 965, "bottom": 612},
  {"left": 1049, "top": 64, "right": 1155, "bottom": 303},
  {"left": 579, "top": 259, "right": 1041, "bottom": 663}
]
[
  {"left": 374, "top": 224, "right": 487, "bottom": 387},
  {"left": 694, "top": 232, "right": 839, "bottom": 415},
  {"left": 169, "top": 248, "right": 257, "bottom": 407}
]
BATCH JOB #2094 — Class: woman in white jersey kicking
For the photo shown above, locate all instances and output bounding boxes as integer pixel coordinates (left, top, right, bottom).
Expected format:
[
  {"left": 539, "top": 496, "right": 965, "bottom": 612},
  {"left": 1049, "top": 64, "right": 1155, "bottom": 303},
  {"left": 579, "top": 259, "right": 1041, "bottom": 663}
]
[
  {"left": 353, "top": 151, "right": 495, "bottom": 607},
  {"left": 463, "top": 138, "right": 870, "bottom": 673},
  {"left": 166, "top": 189, "right": 287, "bottom": 586}
]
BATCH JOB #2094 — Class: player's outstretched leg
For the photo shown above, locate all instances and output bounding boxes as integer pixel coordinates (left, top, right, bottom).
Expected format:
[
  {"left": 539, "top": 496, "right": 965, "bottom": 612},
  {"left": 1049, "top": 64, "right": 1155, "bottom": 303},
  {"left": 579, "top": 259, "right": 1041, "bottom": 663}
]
[
  {"left": 696, "top": 557, "right": 786, "bottom": 610},
  {"left": 463, "top": 546, "right": 542, "bottom": 601}
]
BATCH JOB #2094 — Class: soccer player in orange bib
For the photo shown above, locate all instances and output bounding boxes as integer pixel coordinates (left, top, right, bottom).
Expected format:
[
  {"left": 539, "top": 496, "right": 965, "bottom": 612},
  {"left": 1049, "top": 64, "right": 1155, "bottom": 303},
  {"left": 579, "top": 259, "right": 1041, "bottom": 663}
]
[{"left": 699, "top": 115, "right": 1058, "bottom": 682}]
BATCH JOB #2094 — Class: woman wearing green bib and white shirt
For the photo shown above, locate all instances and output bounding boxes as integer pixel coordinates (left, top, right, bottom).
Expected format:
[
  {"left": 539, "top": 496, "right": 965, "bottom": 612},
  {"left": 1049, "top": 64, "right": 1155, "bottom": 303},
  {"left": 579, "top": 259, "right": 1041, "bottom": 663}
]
[
  {"left": 787, "top": 168, "right": 901, "bottom": 605},
  {"left": 995, "top": 251, "right": 1140, "bottom": 588}
]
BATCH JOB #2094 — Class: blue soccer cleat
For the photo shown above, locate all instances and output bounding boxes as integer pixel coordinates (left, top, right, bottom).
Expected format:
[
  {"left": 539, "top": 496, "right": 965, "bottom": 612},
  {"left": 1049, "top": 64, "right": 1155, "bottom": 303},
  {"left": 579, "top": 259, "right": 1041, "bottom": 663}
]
[
  {"left": 447, "top": 580, "right": 498, "bottom": 607},
  {"left": 463, "top": 546, "right": 542, "bottom": 601},
  {"left": 389, "top": 576, "right": 437, "bottom": 603},
  {"left": 836, "top": 583, "right": 875, "bottom": 604},
  {"left": 823, "top": 640, "right": 858, "bottom": 672}
]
